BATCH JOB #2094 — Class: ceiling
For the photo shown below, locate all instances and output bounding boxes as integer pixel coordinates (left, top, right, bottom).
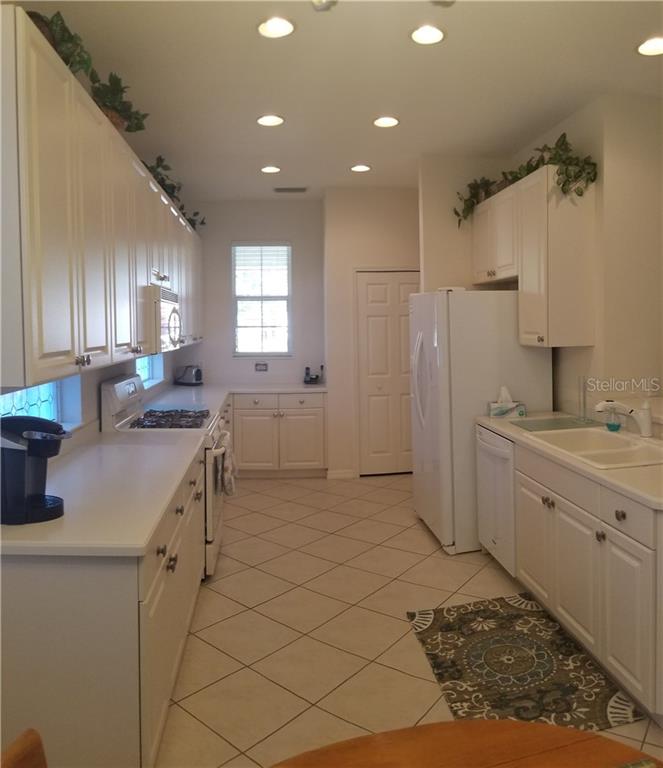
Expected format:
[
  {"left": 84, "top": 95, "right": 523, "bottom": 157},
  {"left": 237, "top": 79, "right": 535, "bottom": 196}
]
[{"left": 21, "top": 1, "right": 663, "bottom": 202}]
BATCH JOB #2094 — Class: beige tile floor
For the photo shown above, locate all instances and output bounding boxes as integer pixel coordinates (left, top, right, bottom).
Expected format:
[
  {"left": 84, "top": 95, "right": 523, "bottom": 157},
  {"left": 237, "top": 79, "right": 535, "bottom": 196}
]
[{"left": 156, "top": 474, "right": 663, "bottom": 768}]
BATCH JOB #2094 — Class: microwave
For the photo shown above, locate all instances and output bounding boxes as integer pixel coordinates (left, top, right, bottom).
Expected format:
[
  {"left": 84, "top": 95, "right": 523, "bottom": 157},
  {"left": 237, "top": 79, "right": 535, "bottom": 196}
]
[{"left": 150, "top": 285, "right": 182, "bottom": 352}]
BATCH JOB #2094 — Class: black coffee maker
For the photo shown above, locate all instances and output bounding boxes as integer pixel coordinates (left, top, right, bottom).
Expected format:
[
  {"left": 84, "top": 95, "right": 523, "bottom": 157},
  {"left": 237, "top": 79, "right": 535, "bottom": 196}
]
[{"left": 1, "top": 416, "right": 71, "bottom": 525}]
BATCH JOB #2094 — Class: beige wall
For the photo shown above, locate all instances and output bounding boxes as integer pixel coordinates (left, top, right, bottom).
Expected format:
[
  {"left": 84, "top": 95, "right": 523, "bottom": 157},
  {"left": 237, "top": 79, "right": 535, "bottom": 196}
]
[
  {"left": 512, "top": 95, "right": 662, "bottom": 417},
  {"left": 197, "top": 199, "right": 325, "bottom": 385},
  {"left": 324, "top": 187, "right": 419, "bottom": 477},
  {"left": 418, "top": 155, "right": 511, "bottom": 291}
]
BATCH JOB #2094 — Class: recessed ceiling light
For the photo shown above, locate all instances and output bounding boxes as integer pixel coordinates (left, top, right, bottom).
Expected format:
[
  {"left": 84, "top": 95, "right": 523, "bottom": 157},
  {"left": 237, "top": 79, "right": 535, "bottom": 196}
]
[
  {"left": 638, "top": 36, "right": 663, "bottom": 56},
  {"left": 411, "top": 25, "right": 444, "bottom": 45},
  {"left": 257, "top": 114, "right": 285, "bottom": 127},
  {"left": 261, "top": 165, "right": 281, "bottom": 174},
  {"left": 350, "top": 164, "right": 371, "bottom": 173},
  {"left": 373, "top": 116, "right": 400, "bottom": 128},
  {"left": 258, "top": 17, "right": 294, "bottom": 39}
]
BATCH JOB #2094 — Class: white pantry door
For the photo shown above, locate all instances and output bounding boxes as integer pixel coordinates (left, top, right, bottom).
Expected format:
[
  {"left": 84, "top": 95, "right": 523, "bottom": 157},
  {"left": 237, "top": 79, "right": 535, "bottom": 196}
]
[{"left": 357, "top": 271, "right": 419, "bottom": 475}]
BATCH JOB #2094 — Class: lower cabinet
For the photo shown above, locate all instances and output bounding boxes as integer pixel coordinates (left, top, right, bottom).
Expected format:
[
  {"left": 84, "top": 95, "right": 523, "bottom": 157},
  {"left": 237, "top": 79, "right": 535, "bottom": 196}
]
[
  {"left": 515, "top": 468, "right": 656, "bottom": 710},
  {"left": 234, "top": 393, "right": 326, "bottom": 471},
  {"left": 0, "top": 449, "right": 205, "bottom": 768}
]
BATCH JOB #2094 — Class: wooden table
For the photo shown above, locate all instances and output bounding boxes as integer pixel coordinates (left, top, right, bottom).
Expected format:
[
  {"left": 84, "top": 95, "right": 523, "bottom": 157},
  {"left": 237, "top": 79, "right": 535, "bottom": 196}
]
[{"left": 273, "top": 720, "right": 663, "bottom": 768}]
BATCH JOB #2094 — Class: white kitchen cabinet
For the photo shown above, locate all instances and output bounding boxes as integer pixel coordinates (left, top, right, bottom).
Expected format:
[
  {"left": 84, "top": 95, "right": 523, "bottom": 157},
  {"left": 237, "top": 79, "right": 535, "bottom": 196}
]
[
  {"left": 515, "top": 452, "right": 657, "bottom": 711},
  {"left": 517, "top": 165, "right": 594, "bottom": 347},
  {"left": 2, "top": 7, "right": 204, "bottom": 386},
  {"left": 553, "top": 495, "right": 601, "bottom": 656},
  {"left": 471, "top": 187, "right": 517, "bottom": 284},
  {"left": 15, "top": 9, "right": 80, "bottom": 384},
  {"left": 475, "top": 426, "right": 515, "bottom": 576},
  {"left": 234, "top": 393, "right": 327, "bottom": 472},
  {"left": 72, "top": 85, "right": 113, "bottom": 370},
  {"left": 234, "top": 410, "right": 280, "bottom": 469},
  {"left": 280, "top": 408, "right": 326, "bottom": 470},
  {"left": 601, "top": 525, "right": 655, "bottom": 708},
  {"left": 515, "top": 472, "right": 555, "bottom": 604}
]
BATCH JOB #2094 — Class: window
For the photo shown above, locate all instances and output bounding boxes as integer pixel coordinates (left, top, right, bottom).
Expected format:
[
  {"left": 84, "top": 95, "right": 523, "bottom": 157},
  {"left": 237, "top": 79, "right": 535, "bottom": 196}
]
[
  {"left": 135, "top": 354, "right": 164, "bottom": 388},
  {"left": 232, "top": 244, "right": 291, "bottom": 355},
  {"left": 0, "top": 383, "right": 59, "bottom": 421},
  {"left": 0, "top": 376, "right": 81, "bottom": 428}
]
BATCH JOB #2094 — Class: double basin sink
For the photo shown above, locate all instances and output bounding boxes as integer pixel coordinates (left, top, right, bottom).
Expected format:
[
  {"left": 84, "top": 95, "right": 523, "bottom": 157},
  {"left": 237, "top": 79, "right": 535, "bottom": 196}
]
[{"left": 513, "top": 419, "right": 663, "bottom": 469}]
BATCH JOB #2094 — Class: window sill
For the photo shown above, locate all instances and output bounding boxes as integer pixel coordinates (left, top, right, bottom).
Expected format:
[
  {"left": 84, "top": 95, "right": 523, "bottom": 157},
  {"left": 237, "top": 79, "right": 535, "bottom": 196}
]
[
  {"left": 233, "top": 353, "right": 293, "bottom": 359},
  {"left": 141, "top": 377, "right": 167, "bottom": 390}
]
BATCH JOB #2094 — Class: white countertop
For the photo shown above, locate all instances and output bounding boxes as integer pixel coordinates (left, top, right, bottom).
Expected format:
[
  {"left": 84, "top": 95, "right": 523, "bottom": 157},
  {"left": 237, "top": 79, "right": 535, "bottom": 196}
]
[
  {"left": 477, "top": 412, "right": 663, "bottom": 510},
  {"left": 1, "top": 431, "right": 204, "bottom": 557},
  {"left": 147, "top": 383, "right": 327, "bottom": 414}
]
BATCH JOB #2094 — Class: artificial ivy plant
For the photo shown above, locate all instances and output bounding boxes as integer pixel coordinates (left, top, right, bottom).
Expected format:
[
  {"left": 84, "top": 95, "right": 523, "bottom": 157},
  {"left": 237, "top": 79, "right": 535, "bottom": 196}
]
[
  {"left": 453, "top": 133, "right": 598, "bottom": 227},
  {"left": 89, "top": 71, "right": 148, "bottom": 132},
  {"left": 27, "top": 11, "right": 94, "bottom": 76},
  {"left": 144, "top": 156, "right": 207, "bottom": 230}
]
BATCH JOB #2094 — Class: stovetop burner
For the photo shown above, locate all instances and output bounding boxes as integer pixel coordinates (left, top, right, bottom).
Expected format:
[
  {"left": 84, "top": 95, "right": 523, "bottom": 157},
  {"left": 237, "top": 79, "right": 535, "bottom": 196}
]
[{"left": 129, "top": 409, "right": 210, "bottom": 429}]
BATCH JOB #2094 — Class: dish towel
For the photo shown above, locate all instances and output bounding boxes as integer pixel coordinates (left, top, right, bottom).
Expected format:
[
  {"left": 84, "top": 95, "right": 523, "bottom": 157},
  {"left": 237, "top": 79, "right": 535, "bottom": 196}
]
[{"left": 218, "top": 430, "right": 237, "bottom": 497}]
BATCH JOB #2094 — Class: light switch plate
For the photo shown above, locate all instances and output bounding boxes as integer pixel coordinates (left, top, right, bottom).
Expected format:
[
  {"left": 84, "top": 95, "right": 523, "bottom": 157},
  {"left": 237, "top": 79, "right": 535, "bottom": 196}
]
[{"left": 255, "top": 362, "right": 268, "bottom": 372}]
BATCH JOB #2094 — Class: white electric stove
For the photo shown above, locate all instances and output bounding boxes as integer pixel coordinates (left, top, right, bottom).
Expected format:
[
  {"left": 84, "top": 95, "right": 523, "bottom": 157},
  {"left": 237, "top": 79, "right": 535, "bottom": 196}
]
[{"left": 100, "top": 374, "right": 226, "bottom": 576}]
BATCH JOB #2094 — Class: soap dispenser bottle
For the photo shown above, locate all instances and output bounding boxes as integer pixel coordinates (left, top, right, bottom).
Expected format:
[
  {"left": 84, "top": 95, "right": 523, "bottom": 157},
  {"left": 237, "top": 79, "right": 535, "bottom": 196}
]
[{"left": 606, "top": 404, "right": 621, "bottom": 432}]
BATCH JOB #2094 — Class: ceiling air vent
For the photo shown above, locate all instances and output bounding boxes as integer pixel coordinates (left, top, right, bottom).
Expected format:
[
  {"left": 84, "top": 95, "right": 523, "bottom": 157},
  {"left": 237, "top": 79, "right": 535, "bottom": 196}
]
[{"left": 274, "top": 187, "right": 308, "bottom": 194}]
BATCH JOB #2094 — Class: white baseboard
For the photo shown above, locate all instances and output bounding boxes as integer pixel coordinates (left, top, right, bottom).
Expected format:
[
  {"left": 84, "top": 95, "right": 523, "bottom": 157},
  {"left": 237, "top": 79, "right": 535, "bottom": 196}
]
[{"left": 326, "top": 469, "right": 358, "bottom": 480}]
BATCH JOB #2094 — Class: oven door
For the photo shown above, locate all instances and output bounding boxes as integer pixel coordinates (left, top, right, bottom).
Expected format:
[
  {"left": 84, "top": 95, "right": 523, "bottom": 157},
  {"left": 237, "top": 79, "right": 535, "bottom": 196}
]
[{"left": 204, "top": 445, "right": 225, "bottom": 576}]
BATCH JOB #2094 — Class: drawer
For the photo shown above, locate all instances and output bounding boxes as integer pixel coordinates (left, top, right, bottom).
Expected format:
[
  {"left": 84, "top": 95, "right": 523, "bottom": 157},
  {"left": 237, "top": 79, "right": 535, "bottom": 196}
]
[
  {"left": 599, "top": 486, "right": 655, "bottom": 549},
  {"left": 515, "top": 445, "right": 600, "bottom": 516},
  {"left": 184, "top": 449, "right": 205, "bottom": 489},
  {"left": 182, "top": 467, "right": 205, "bottom": 508},
  {"left": 234, "top": 393, "right": 278, "bottom": 410},
  {"left": 279, "top": 393, "right": 325, "bottom": 409},
  {"left": 139, "top": 488, "right": 185, "bottom": 600}
]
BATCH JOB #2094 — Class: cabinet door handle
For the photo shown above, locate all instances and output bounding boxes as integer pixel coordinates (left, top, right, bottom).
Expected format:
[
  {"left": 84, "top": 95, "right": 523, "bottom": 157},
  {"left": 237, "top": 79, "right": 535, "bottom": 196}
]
[
  {"left": 614, "top": 509, "right": 627, "bottom": 522},
  {"left": 549, "top": 499, "right": 555, "bottom": 509},
  {"left": 166, "top": 554, "right": 179, "bottom": 572},
  {"left": 84, "top": 354, "right": 92, "bottom": 366},
  {"left": 74, "top": 355, "right": 85, "bottom": 366},
  {"left": 595, "top": 530, "right": 606, "bottom": 542},
  {"left": 194, "top": 490, "right": 203, "bottom": 501},
  {"left": 299, "top": 399, "right": 305, "bottom": 404},
  {"left": 273, "top": 411, "right": 278, "bottom": 417},
  {"left": 541, "top": 495, "right": 549, "bottom": 506},
  {"left": 279, "top": 410, "right": 284, "bottom": 417},
  {"left": 253, "top": 399, "right": 260, "bottom": 405},
  {"left": 537, "top": 335, "right": 545, "bottom": 344},
  {"left": 175, "top": 505, "right": 185, "bottom": 516},
  {"left": 156, "top": 544, "right": 167, "bottom": 557}
]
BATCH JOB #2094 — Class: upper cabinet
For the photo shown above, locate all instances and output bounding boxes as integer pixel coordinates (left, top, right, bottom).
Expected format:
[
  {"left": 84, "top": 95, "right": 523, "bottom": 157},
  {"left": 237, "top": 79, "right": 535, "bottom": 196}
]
[
  {"left": 471, "top": 186, "right": 517, "bottom": 284},
  {"left": 471, "top": 164, "right": 594, "bottom": 348},
  {"left": 517, "top": 165, "right": 594, "bottom": 348},
  {"left": 2, "top": 8, "right": 203, "bottom": 387}
]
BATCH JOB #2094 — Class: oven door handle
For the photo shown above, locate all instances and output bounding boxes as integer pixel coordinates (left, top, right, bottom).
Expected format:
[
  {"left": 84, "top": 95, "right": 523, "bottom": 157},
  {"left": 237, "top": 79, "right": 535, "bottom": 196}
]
[{"left": 209, "top": 447, "right": 226, "bottom": 459}]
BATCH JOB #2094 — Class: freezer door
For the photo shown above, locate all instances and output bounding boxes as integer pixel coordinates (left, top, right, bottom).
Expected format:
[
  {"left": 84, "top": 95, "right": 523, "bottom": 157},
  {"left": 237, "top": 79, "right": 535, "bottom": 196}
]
[{"left": 410, "top": 293, "right": 454, "bottom": 548}]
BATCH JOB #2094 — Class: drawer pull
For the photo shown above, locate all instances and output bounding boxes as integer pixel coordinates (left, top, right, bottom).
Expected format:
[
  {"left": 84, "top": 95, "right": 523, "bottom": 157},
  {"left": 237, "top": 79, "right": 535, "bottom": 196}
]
[
  {"left": 273, "top": 411, "right": 278, "bottom": 417},
  {"left": 156, "top": 544, "right": 167, "bottom": 557},
  {"left": 299, "top": 399, "right": 305, "bottom": 404},
  {"left": 541, "top": 495, "right": 549, "bottom": 506},
  {"left": 537, "top": 335, "right": 545, "bottom": 344},
  {"left": 198, "top": 458, "right": 205, "bottom": 465},
  {"left": 253, "top": 399, "right": 260, "bottom": 405},
  {"left": 595, "top": 530, "right": 606, "bottom": 543},
  {"left": 279, "top": 410, "right": 284, "bottom": 417},
  {"left": 175, "top": 505, "right": 185, "bottom": 516},
  {"left": 166, "top": 554, "right": 179, "bottom": 572},
  {"left": 615, "top": 509, "right": 627, "bottom": 522},
  {"left": 189, "top": 479, "right": 197, "bottom": 487},
  {"left": 194, "top": 490, "right": 203, "bottom": 501}
]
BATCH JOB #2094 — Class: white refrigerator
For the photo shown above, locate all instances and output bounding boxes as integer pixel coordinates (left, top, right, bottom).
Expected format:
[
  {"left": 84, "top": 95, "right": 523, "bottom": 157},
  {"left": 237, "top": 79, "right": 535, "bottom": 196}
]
[{"left": 409, "top": 289, "right": 552, "bottom": 554}]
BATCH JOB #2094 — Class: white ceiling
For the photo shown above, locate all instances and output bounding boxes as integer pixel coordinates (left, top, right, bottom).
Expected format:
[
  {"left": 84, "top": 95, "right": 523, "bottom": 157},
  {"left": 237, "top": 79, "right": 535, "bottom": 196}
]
[{"left": 22, "top": 1, "right": 663, "bottom": 202}]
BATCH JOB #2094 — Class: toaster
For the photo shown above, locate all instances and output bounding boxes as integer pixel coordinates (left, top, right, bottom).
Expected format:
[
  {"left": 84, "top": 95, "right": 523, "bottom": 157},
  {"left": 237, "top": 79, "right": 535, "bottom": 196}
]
[{"left": 174, "top": 365, "right": 203, "bottom": 386}]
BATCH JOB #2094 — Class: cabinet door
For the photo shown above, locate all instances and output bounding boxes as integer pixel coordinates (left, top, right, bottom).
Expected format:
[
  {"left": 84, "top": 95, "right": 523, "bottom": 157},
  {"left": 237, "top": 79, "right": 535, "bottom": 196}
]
[
  {"left": 471, "top": 200, "right": 495, "bottom": 283},
  {"left": 601, "top": 525, "right": 655, "bottom": 708},
  {"left": 234, "top": 410, "right": 280, "bottom": 469},
  {"left": 73, "top": 92, "right": 112, "bottom": 369},
  {"left": 110, "top": 144, "right": 136, "bottom": 361},
  {"left": 516, "top": 167, "right": 549, "bottom": 346},
  {"left": 476, "top": 432, "right": 515, "bottom": 576},
  {"left": 494, "top": 186, "right": 517, "bottom": 279},
  {"left": 132, "top": 167, "right": 156, "bottom": 355},
  {"left": 279, "top": 408, "right": 325, "bottom": 469},
  {"left": 515, "top": 472, "right": 554, "bottom": 606},
  {"left": 191, "top": 235, "right": 204, "bottom": 342},
  {"left": 17, "top": 12, "right": 80, "bottom": 383},
  {"left": 553, "top": 496, "right": 601, "bottom": 655}
]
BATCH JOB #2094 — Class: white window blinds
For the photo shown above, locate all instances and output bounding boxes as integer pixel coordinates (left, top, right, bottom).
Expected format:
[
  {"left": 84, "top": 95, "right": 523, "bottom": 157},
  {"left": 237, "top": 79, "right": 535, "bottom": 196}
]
[{"left": 232, "top": 245, "right": 291, "bottom": 354}]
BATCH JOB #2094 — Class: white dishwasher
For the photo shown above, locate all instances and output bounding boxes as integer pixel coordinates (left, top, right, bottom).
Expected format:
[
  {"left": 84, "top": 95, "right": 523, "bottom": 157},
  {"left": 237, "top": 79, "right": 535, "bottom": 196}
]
[{"left": 475, "top": 425, "right": 516, "bottom": 576}]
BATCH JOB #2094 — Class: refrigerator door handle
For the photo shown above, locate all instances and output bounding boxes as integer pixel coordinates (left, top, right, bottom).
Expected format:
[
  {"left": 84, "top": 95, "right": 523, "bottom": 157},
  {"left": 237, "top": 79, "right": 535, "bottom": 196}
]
[{"left": 412, "top": 331, "right": 426, "bottom": 428}]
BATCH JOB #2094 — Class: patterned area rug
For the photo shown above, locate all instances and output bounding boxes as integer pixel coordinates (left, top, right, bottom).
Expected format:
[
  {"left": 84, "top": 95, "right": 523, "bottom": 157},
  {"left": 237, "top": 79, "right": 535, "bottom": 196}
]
[{"left": 408, "top": 593, "right": 642, "bottom": 731}]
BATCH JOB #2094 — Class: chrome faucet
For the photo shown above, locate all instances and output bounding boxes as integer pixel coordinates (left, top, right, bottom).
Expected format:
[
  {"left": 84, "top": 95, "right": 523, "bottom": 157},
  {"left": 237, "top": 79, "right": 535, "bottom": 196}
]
[{"left": 594, "top": 400, "right": 653, "bottom": 437}]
